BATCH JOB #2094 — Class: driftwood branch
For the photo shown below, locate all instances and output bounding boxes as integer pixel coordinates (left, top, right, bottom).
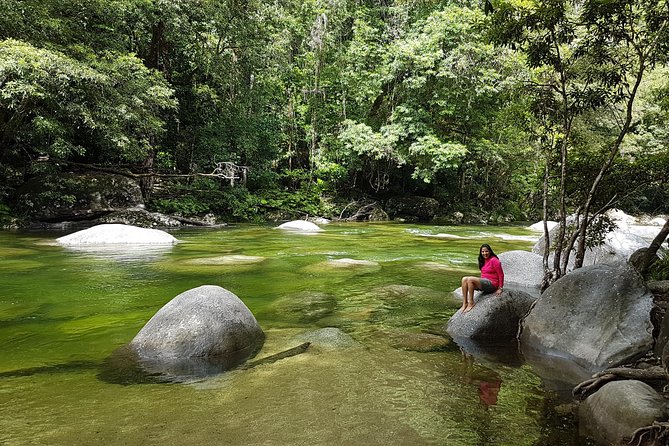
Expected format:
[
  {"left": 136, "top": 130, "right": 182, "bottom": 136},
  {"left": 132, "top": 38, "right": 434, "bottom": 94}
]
[
  {"left": 41, "top": 160, "right": 248, "bottom": 184},
  {"left": 242, "top": 342, "right": 311, "bottom": 369}
]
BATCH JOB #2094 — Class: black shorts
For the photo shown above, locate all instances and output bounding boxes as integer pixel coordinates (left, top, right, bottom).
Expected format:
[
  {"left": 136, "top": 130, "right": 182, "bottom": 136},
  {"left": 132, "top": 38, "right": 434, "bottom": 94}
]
[{"left": 480, "top": 279, "right": 496, "bottom": 294}]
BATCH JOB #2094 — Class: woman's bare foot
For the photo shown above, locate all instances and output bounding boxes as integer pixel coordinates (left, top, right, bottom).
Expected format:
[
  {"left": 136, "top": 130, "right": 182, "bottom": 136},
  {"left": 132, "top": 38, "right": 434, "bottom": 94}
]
[
  {"left": 459, "top": 303, "right": 467, "bottom": 312},
  {"left": 463, "top": 304, "right": 474, "bottom": 313}
]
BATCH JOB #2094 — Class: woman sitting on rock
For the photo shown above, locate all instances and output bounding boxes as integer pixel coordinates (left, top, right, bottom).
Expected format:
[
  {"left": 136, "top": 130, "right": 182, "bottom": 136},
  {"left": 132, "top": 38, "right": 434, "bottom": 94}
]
[{"left": 460, "top": 243, "right": 504, "bottom": 313}]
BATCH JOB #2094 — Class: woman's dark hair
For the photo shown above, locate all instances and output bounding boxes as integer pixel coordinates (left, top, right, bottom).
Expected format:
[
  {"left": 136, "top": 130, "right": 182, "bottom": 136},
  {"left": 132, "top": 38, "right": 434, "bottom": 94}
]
[{"left": 478, "top": 244, "right": 498, "bottom": 269}]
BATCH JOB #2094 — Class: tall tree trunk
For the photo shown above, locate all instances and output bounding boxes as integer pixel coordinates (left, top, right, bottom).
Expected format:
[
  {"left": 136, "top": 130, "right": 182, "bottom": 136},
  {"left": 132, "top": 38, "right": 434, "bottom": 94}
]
[
  {"left": 541, "top": 154, "right": 552, "bottom": 291},
  {"left": 140, "top": 148, "right": 156, "bottom": 201},
  {"left": 146, "top": 20, "right": 166, "bottom": 71},
  {"left": 574, "top": 58, "right": 646, "bottom": 269}
]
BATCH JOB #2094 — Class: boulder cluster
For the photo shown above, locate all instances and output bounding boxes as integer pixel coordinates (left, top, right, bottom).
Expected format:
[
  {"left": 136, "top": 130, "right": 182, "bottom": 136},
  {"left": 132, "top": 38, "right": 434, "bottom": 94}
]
[{"left": 446, "top": 210, "right": 668, "bottom": 445}]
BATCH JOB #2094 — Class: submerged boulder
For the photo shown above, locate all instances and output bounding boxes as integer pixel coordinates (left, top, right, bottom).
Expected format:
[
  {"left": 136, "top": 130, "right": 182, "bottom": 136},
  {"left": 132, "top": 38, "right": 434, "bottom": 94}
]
[
  {"left": 446, "top": 290, "right": 537, "bottom": 341},
  {"left": 520, "top": 263, "right": 653, "bottom": 373},
  {"left": 271, "top": 291, "right": 337, "bottom": 324},
  {"left": 57, "top": 224, "right": 178, "bottom": 245},
  {"left": 293, "top": 327, "right": 360, "bottom": 350},
  {"left": 102, "top": 285, "right": 265, "bottom": 383}
]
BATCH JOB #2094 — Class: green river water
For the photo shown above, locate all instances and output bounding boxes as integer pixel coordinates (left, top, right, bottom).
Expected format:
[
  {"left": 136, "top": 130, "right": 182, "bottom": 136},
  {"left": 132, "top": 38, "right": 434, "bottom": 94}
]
[{"left": 0, "top": 222, "right": 592, "bottom": 445}]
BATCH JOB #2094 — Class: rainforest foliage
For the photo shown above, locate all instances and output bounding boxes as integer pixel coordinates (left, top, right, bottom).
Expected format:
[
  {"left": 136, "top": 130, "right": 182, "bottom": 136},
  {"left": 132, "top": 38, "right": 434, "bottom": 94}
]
[{"left": 1, "top": 0, "right": 668, "bottom": 224}]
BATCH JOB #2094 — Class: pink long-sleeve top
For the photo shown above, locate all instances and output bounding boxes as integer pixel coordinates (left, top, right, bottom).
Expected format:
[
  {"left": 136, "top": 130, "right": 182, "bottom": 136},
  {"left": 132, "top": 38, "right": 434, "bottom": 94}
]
[{"left": 481, "top": 256, "right": 504, "bottom": 289}]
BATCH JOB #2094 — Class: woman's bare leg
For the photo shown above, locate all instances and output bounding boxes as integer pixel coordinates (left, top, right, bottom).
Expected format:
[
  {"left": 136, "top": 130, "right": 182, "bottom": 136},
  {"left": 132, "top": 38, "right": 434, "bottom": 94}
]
[
  {"left": 460, "top": 277, "right": 469, "bottom": 312},
  {"left": 463, "top": 277, "right": 482, "bottom": 313}
]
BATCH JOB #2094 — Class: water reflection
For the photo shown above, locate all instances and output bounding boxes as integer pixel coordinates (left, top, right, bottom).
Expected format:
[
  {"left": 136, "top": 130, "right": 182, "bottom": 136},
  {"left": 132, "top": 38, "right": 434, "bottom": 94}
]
[
  {"left": 458, "top": 350, "right": 503, "bottom": 409},
  {"left": 60, "top": 244, "right": 175, "bottom": 262},
  {"left": 450, "top": 335, "right": 523, "bottom": 367}
]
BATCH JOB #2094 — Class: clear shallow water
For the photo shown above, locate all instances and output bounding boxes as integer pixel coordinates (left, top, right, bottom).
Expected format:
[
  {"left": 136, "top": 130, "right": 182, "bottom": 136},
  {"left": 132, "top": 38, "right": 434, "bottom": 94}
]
[{"left": 0, "top": 223, "right": 591, "bottom": 445}]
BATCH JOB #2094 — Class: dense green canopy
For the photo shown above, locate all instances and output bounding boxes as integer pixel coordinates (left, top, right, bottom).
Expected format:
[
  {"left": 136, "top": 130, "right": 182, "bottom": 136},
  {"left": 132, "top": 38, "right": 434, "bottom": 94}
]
[{"left": 0, "top": 0, "right": 668, "bottom": 230}]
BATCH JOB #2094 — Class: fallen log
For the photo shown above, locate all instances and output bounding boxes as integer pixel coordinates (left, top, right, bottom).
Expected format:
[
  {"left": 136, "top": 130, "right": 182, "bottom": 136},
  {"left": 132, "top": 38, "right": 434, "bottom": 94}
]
[{"left": 242, "top": 342, "right": 311, "bottom": 369}]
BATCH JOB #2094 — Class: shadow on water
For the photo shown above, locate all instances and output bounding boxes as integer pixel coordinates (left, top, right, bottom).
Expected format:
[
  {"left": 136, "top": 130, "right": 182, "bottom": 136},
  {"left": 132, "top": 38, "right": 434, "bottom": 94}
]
[
  {"left": 96, "top": 341, "right": 311, "bottom": 385},
  {"left": 0, "top": 356, "right": 175, "bottom": 385},
  {"left": 0, "top": 348, "right": 263, "bottom": 385},
  {"left": 96, "top": 343, "right": 262, "bottom": 385},
  {"left": 0, "top": 360, "right": 100, "bottom": 378}
]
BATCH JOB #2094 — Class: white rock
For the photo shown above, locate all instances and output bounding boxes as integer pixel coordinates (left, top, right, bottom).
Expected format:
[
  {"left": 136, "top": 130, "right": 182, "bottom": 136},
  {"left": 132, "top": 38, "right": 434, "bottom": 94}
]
[
  {"left": 276, "top": 220, "right": 323, "bottom": 232},
  {"left": 56, "top": 224, "right": 178, "bottom": 245},
  {"left": 606, "top": 208, "right": 637, "bottom": 228},
  {"left": 329, "top": 258, "right": 379, "bottom": 267},
  {"left": 529, "top": 221, "right": 558, "bottom": 232}
]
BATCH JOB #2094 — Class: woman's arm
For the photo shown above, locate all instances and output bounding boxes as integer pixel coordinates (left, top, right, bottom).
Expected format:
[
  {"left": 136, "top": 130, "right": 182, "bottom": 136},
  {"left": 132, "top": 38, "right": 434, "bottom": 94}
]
[{"left": 494, "top": 257, "right": 504, "bottom": 295}]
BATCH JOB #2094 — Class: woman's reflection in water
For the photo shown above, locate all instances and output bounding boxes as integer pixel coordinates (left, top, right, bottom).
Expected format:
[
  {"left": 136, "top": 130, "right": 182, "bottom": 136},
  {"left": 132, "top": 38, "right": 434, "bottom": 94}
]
[{"left": 459, "top": 349, "right": 502, "bottom": 409}]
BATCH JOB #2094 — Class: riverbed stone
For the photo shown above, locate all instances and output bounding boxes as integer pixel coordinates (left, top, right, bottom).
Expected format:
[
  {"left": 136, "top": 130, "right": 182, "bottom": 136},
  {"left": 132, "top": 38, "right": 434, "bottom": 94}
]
[
  {"left": 302, "top": 258, "right": 381, "bottom": 274},
  {"left": 520, "top": 263, "right": 654, "bottom": 373},
  {"left": 293, "top": 327, "right": 359, "bottom": 349},
  {"left": 578, "top": 380, "right": 667, "bottom": 445},
  {"left": 56, "top": 223, "right": 178, "bottom": 245},
  {"left": 446, "top": 289, "right": 537, "bottom": 341},
  {"left": 271, "top": 291, "right": 337, "bottom": 323},
  {"left": 129, "top": 285, "right": 265, "bottom": 376},
  {"left": 184, "top": 255, "right": 266, "bottom": 266}
]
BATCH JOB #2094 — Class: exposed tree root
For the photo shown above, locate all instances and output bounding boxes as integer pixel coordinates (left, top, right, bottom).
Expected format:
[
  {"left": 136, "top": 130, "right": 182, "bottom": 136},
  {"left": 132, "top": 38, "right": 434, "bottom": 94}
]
[
  {"left": 628, "top": 421, "right": 669, "bottom": 446},
  {"left": 573, "top": 366, "right": 666, "bottom": 400}
]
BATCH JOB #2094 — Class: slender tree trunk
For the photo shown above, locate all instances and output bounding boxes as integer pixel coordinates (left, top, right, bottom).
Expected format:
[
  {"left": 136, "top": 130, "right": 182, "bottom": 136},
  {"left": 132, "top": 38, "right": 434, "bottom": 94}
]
[
  {"left": 140, "top": 148, "right": 156, "bottom": 201},
  {"left": 541, "top": 154, "right": 552, "bottom": 290},
  {"left": 574, "top": 59, "right": 646, "bottom": 268}
]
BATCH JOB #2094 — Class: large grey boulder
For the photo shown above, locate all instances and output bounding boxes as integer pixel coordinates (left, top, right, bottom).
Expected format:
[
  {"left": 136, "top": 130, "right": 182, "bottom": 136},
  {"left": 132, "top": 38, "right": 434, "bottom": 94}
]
[
  {"left": 127, "top": 285, "right": 265, "bottom": 380},
  {"left": 498, "top": 250, "right": 544, "bottom": 295},
  {"left": 579, "top": 380, "right": 667, "bottom": 445},
  {"left": 57, "top": 223, "right": 178, "bottom": 245},
  {"left": 446, "top": 290, "right": 537, "bottom": 341},
  {"left": 520, "top": 263, "right": 653, "bottom": 373}
]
